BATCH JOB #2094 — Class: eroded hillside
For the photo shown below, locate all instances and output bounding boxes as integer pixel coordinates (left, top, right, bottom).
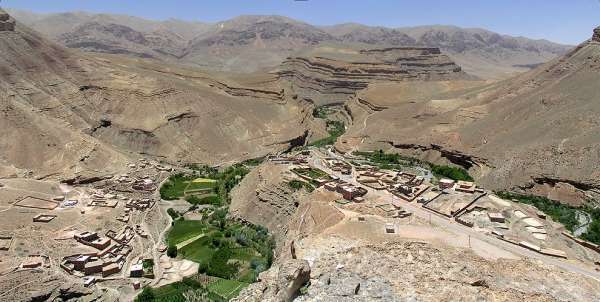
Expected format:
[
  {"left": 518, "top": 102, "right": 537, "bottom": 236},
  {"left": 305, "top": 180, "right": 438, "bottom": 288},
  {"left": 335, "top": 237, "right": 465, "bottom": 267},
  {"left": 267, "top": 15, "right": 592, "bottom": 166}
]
[
  {"left": 0, "top": 10, "right": 309, "bottom": 179},
  {"left": 338, "top": 27, "right": 600, "bottom": 205}
]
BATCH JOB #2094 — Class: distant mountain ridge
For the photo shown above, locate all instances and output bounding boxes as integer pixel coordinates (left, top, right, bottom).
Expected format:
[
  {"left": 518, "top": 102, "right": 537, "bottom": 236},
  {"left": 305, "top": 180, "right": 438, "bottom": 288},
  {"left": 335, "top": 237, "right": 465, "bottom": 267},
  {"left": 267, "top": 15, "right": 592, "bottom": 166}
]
[{"left": 7, "top": 9, "right": 573, "bottom": 79}]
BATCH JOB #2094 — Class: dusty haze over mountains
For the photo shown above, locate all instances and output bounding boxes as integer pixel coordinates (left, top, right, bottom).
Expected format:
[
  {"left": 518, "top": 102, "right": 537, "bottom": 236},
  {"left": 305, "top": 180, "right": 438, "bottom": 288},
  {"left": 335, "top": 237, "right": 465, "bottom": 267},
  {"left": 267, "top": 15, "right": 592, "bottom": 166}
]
[{"left": 7, "top": 9, "right": 572, "bottom": 79}]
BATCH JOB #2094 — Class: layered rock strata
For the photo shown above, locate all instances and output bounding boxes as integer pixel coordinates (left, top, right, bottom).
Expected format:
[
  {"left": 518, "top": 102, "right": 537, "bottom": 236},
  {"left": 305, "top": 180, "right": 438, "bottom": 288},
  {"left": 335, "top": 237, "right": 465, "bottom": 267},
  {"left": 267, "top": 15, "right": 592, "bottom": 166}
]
[{"left": 278, "top": 47, "right": 469, "bottom": 104}]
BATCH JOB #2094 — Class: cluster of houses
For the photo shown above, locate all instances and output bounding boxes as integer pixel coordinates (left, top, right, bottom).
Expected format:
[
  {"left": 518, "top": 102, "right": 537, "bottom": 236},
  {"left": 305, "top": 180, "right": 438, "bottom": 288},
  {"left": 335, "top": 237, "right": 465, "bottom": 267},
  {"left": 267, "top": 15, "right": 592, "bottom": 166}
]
[
  {"left": 325, "top": 159, "right": 352, "bottom": 175},
  {"left": 89, "top": 191, "right": 119, "bottom": 208},
  {"left": 324, "top": 180, "right": 368, "bottom": 201},
  {"left": 61, "top": 227, "right": 138, "bottom": 280},
  {"left": 356, "top": 166, "right": 430, "bottom": 201}
]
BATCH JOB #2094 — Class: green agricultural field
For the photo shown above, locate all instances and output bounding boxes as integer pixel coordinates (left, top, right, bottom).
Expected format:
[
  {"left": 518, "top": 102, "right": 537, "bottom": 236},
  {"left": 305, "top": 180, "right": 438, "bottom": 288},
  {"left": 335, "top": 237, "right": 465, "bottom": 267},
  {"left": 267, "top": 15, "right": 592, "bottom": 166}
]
[
  {"left": 179, "top": 236, "right": 216, "bottom": 265},
  {"left": 186, "top": 178, "right": 217, "bottom": 191},
  {"left": 287, "top": 180, "right": 315, "bottom": 192},
  {"left": 207, "top": 279, "right": 249, "bottom": 301},
  {"left": 167, "top": 220, "right": 213, "bottom": 246},
  {"left": 160, "top": 174, "right": 194, "bottom": 200},
  {"left": 148, "top": 163, "right": 273, "bottom": 302},
  {"left": 185, "top": 194, "right": 222, "bottom": 206}
]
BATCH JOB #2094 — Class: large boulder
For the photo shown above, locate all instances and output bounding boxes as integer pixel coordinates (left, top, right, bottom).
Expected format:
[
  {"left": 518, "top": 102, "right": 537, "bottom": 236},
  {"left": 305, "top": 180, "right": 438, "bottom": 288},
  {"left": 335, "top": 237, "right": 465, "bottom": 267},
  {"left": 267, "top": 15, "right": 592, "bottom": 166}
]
[
  {"left": 274, "top": 259, "right": 311, "bottom": 302},
  {"left": 593, "top": 26, "right": 600, "bottom": 42},
  {"left": 233, "top": 259, "right": 311, "bottom": 302}
]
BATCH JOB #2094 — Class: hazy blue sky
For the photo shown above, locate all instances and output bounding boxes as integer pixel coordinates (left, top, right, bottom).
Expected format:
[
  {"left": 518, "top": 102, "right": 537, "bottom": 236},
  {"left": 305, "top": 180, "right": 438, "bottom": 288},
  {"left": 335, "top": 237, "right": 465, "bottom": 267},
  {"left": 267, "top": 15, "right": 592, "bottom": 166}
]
[{"left": 3, "top": 0, "right": 600, "bottom": 45}]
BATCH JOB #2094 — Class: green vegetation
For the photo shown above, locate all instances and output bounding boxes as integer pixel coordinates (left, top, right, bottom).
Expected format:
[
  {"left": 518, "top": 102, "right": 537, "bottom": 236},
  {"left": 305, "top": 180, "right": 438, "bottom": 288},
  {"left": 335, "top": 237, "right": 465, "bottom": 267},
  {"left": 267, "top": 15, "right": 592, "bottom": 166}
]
[
  {"left": 312, "top": 105, "right": 335, "bottom": 119},
  {"left": 354, "top": 150, "right": 474, "bottom": 181},
  {"left": 180, "top": 236, "right": 215, "bottom": 265},
  {"left": 167, "top": 220, "right": 212, "bottom": 246},
  {"left": 137, "top": 277, "right": 226, "bottom": 302},
  {"left": 430, "top": 164, "right": 473, "bottom": 181},
  {"left": 287, "top": 180, "right": 315, "bottom": 192},
  {"left": 167, "top": 245, "right": 177, "bottom": 258},
  {"left": 143, "top": 259, "right": 155, "bottom": 278},
  {"left": 496, "top": 191, "right": 600, "bottom": 245},
  {"left": 241, "top": 157, "right": 265, "bottom": 167},
  {"left": 152, "top": 163, "right": 275, "bottom": 302},
  {"left": 207, "top": 279, "right": 248, "bottom": 301},
  {"left": 160, "top": 174, "right": 194, "bottom": 200},
  {"left": 167, "top": 208, "right": 180, "bottom": 221},
  {"left": 496, "top": 192, "right": 579, "bottom": 231},
  {"left": 309, "top": 120, "right": 346, "bottom": 147},
  {"left": 354, "top": 150, "right": 423, "bottom": 170},
  {"left": 186, "top": 179, "right": 217, "bottom": 191},
  {"left": 185, "top": 194, "right": 222, "bottom": 206},
  {"left": 582, "top": 218, "right": 600, "bottom": 245},
  {"left": 292, "top": 167, "right": 329, "bottom": 180}
]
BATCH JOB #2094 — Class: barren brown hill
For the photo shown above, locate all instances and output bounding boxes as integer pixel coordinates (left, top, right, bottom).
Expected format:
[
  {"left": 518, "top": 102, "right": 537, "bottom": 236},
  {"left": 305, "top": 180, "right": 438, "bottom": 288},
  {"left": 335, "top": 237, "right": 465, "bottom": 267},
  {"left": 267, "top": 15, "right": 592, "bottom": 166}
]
[
  {"left": 0, "top": 9, "right": 309, "bottom": 179},
  {"left": 338, "top": 27, "right": 600, "bottom": 205}
]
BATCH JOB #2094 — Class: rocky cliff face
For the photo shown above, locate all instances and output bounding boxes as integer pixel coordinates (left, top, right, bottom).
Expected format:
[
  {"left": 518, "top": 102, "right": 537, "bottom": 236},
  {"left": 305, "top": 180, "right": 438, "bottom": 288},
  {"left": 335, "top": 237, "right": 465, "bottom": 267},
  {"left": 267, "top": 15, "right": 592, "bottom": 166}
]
[
  {"left": 278, "top": 47, "right": 470, "bottom": 105},
  {"left": 0, "top": 9, "right": 15, "bottom": 31}
]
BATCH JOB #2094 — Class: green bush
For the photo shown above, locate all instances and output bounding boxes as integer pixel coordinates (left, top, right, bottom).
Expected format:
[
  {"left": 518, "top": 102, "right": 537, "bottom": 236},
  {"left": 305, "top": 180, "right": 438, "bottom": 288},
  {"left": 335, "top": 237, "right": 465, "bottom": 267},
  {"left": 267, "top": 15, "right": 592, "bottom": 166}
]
[
  {"left": 167, "top": 208, "right": 180, "bottom": 220},
  {"left": 581, "top": 220, "right": 600, "bottom": 244},
  {"left": 496, "top": 192, "right": 579, "bottom": 232},
  {"left": 160, "top": 174, "right": 194, "bottom": 200},
  {"left": 287, "top": 180, "right": 314, "bottom": 192},
  {"left": 430, "top": 164, "right": 474, "bottom": 181},
  {"left": 135, "top": 287, "right": 155, "bottom": 302},
  {"left": 167, "top": 245, "right": 177, "bottom": 258},
  {"left": 207, "top": 247, "right": 239, "bottom": 279}
]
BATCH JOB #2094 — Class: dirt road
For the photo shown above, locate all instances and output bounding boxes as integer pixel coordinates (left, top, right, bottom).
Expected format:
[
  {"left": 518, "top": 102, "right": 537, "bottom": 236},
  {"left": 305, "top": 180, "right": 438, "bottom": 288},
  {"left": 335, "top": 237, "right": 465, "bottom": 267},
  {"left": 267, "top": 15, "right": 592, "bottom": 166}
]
[{"left": 309, "top": 149, "right": 600, "bottom": 282}]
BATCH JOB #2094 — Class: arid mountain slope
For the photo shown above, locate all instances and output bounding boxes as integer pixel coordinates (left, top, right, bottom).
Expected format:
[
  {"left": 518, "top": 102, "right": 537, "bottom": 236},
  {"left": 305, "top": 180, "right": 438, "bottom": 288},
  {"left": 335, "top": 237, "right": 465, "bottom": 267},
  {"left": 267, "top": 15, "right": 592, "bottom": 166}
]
[
  {"left": 0, "top": 10, "right": 308, "bottom": 179},
  {"left": 7, "top": 9, "right": 570, "bottom": 79},
  {"left": 339, "top": 27, "right": 600, "bottom": 204},
  {"left": 278, "top": 46, "right": 472, "bottom": 105},
  {"left": 324, "top": 24, "right": 571, "bottom": 79},
  {"left": 181, "top": 15, "right": 334, "bottom": 72}
]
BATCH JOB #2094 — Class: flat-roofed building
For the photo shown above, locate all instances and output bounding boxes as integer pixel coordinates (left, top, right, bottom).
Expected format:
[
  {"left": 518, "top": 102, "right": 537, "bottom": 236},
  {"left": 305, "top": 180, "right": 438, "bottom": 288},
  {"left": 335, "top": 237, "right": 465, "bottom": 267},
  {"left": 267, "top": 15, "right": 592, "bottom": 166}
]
[
  {"left": 488, "top": 212, "right": 505, "bottom": 223},
  {"left": 455, "top": 181, "right": 476, "bottom": 193},
  {"left": 102, "top": 263, "right": 120, "bottom": 277},
  {"left": 439, "top": 178, "right": 455, "bottom": 189},
  {"left": 130, "top": 263, "right": 143, "bottom": 278},
  {"left": 84, "top": 260, "right": 104, "bottom": 275}
]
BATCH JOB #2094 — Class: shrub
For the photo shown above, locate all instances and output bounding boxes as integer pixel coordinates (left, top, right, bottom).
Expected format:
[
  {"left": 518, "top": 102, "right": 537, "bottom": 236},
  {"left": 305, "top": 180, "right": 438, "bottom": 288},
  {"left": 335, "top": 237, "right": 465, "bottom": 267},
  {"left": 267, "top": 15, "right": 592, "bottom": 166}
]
[
  {"left": 135, "top": 287, "right": 155, "bottom": 302},
  {"left": 167, "top": 245, "right": 178, "bottom": 258},
  {"left": 207, "top": 247, "right": 239, "bottom": 279},
  {"left": 198, "top": 262, "right": 209, "bottom": 274},
  {"left": 167, "top": 208, "right": 180, "bottom": 220},
  {"left": 430, "top": 164, "right": 473, "bottom": 181}
]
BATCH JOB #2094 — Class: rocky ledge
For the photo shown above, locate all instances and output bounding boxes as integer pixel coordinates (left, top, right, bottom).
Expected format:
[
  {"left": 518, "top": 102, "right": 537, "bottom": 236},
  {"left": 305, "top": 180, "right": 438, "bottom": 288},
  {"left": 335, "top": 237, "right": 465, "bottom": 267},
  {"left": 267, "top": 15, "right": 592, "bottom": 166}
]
[
  {"left": 278, "top": 47, "right": 469, "bottom": 104},
  {"left": 0, "top": 9, "right": 16, "bottom": 32}
]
